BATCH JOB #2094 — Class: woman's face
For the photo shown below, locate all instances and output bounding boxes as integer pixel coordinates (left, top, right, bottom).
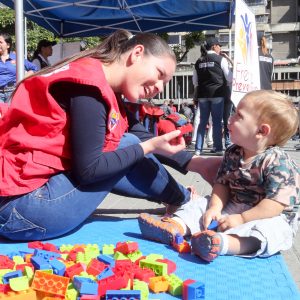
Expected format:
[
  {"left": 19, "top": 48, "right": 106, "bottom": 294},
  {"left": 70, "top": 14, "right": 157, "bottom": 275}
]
[
  {"left": 0, "top": 36, "right": 10, "bottom": 56},
  {"left": 122, "top": 46, "right": 176, "bottom": 102}
]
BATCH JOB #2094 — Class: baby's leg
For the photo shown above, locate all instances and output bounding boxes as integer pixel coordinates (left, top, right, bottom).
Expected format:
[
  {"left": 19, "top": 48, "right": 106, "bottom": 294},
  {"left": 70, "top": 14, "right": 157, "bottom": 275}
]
[
  {"left": 138, "top": 196, "right": 209, "bottom": 245},
  {"left": 226, "top": 234, "right": 261, "bottom": 255},
  {"left": 191, "top": 232, "right": 261, "bottom": 262}
]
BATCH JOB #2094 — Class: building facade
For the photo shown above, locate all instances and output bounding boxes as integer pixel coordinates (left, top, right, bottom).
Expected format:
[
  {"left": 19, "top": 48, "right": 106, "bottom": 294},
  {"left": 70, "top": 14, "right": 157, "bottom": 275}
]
[{"left": 154, "top": 0, "right": 300, "bottom": 105}]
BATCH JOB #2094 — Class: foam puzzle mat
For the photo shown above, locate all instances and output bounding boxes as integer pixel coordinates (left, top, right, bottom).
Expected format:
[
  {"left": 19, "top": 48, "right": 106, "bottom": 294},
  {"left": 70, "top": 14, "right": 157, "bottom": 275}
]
[{"left": 1, "top": 217, "right": 299, "bottom": 300}]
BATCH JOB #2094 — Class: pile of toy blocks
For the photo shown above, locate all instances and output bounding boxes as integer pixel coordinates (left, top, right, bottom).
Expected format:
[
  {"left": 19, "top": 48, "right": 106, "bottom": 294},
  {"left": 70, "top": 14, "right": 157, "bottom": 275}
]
[{"left": 0, "top": 240, "right": 204, "bottom": 300}]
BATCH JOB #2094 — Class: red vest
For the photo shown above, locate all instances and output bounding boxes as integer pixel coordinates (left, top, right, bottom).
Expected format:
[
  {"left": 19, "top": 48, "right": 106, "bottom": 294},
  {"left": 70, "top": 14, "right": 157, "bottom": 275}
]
[{"left": 0, "top": 58, "right": 128, "bottom": 196}]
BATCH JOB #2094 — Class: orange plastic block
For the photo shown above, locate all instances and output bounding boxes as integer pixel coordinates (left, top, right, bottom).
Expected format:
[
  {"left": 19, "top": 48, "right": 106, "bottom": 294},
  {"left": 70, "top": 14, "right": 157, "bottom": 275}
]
[
  {"left": 31, "top": 270, "right": 69, "bottom": 297},
  {"left": 173, "top": 241, "right": 191, "bottom": 253},
  {"left": 0, "top": 288, "right": 36, "bottom": 300},
  {"left": 149, "top": 276, "right": 169, "bottom": 293}
]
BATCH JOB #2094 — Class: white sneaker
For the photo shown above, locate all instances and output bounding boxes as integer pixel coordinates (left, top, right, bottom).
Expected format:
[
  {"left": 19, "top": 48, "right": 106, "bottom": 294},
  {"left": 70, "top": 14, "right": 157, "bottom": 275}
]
[{"left": 195, "top": 150, "right": 201, "bottom": 156}]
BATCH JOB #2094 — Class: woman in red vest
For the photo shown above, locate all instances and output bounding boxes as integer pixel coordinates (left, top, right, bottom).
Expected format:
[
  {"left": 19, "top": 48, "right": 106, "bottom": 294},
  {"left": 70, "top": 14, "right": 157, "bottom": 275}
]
[{"left": 0, "top": 29, "right": 221, "bottom": 241}]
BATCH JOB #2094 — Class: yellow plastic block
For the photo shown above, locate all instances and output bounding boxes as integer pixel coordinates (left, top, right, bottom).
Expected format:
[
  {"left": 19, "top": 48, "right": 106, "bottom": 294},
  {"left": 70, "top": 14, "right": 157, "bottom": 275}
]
[{"left": 0, "top": 288, "right": 36, "bottom": 300}]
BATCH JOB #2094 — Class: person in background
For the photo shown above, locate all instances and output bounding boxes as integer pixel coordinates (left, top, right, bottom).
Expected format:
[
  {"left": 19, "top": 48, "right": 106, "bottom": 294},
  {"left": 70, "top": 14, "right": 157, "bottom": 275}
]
[
  {"left": 169, "top": 100, "right": 177, "bottom": 113},
  {"left": 221, "top": 50, "right": 234, "bottom": 149},
  {"left": 193, "top": 37, "right": 232, "bottom": 156},
  {"left": 139, "top": 90, "right": 299, "bottom": 263},
  {"left": 257, "top": 32, "right": 274, "bottom": 90},
  {"left": 32, "top": 39, "right": 57, "bottom": 70},
  {"left": 0, "top": 29, "right": 221, "bottom": 241},
  {"left": 160, "top": 99, "right": 172, "bottom": 117},
  {"left": 179, "top": 102, "right": 193, "bottom": 123},
  {"left": 0, "top": 32, "right": 38, "bottom": 103}
]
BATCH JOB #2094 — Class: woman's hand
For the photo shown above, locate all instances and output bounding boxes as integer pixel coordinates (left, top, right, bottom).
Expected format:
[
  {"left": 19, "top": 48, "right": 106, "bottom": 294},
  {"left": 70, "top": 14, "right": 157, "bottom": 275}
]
[{"left": 140, "top": 130, "right": 186, "bottom": 156}]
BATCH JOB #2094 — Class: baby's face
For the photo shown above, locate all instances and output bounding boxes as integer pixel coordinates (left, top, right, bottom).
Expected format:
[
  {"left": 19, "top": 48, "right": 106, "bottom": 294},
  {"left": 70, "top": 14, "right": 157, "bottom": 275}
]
[{"left": 228, "top": 97, "right": 260, "bottom": 149}]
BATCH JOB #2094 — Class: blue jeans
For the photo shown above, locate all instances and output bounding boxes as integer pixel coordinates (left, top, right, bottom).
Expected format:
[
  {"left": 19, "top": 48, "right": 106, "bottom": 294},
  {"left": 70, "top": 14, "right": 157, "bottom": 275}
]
[
  {"left": 0, "top": 90, "right": 13, "bottom": 103},
  {"left": 195, "top": 97, "right": 224, "bottom": 151},
  {"left": 0, "top": 133, "right": 190, "bottom": 241}
]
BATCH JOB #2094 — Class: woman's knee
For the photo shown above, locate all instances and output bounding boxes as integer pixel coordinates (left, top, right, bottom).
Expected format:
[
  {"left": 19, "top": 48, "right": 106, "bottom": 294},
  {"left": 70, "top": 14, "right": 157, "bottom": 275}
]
[{"left": 118, "top": 133, "right": 141, "bottom": 149}]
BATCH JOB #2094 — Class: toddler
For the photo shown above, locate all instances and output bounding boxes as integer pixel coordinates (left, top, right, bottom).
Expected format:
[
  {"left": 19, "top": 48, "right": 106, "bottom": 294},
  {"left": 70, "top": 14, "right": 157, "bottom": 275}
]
[{"left": 139, "top": 90, "right": 300, "bottom": 262}]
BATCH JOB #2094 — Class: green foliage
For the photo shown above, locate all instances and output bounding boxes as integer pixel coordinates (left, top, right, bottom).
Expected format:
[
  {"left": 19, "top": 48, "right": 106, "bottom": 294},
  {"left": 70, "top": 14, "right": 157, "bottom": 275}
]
[
  {"left": 173, "top": 31, "right": 205, "bottom": 62},
  {"left": 0, "top": 6, "right": 102, "bottom": 59}
]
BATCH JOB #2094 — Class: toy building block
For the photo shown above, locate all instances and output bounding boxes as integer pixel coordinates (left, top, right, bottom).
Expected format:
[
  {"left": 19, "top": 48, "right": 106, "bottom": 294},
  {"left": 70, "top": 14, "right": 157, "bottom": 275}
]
[
  {"left": 33, "top": 249, "right": 61, "bottom": 262},
  {"left": 113, "top": 252, "right": 129, "bottom": 261},
  {"left": 134, "top": 268, "right": 155, "bottom": 283},
  {"left": 97, "top": 274, "right": 129, "bottom": 297},
  {"left": 2, "top": 270, "right": 22, "bottom": 284},
  {"left": 156, "top": 259, "right": 176, "bottom": 274},
  {"left": 0, "top": 255, "right": 15, "bottom": 270},
  {"left": 173, "top": 240, "right": 191, "bottom": 253},
  {"left": 28, "top": 241, "right": 44, "bottom": 250},
  {"left": 165, "top": 274, "right": 183, "bottom": 296},
  {"left": 133, "top": 279, "right": 149, "bottom": 300},
  {"left": 139, "top": 259, "right": 167, "bottom": 276},
  {"left": 79, "top": 295, "right": 100, "bottom": 300},
  {"left": 9, "top": 276, "right": 29, "bottom": 291},
  {"left": 174, "top": 234, "right": 184, "bottom": 244},
  {"left": 126, "top": 250, "right": 143, "bottom": 263},
  {"left": 86, "top": 259, "right": 106, "bottom": 277},
  {"left": 43, "top": 243, "right": 59, "bottom": 253},
  {"left": 183, "top": 279, "right": 205, "bottom": 300},
  {"left": 67, "top": 247, "right": 85, "bottom": 262},
  {"left": 49, "top": 259, "right": 66, "bottom": 276},
  {"left": 31, "top": 256, "right": 52, "bottom": 270},
  {"left": 73, "top": 276, "right": 98, "bottom": 295},
  {"left": 12, "top": 256, "right": 24, "bottom": 265},
  {"left": 105, "top": 290, "right": 141, "bottom": 300},
  {"left": 15, "top": 263, "right": 34, "bottom": 273},
  {"left": 31, "top": 270, "right": 70, "bottom": 297},
  {"left": 114, "top": 242, "right": 139, "bottom": 255},
  {"left": 0, "top": 283, "right": 11, "bottom": 294},
  {"left": 183, "top": 279, "right": 195, "bottom": 300},
  {"left": 207, "top": 220, "right": 218, "bottom": 231},
  {"left": 102, "top": 245, "right": 115, "bottom": 256},
  {"left": 97, "top": 255, "right": 115, "bottom": 267},
  {"left": 65, "top": 262, "right": 85, "bottom": 278},
  {"left": 148, "top": 276, "right": 169, "bottom": 294},
  {"left": 96, "top": 267, "right": 114, "bottom": 281},
  {"left": 0, "top": 288, "right": 37, "bottom": 300}
]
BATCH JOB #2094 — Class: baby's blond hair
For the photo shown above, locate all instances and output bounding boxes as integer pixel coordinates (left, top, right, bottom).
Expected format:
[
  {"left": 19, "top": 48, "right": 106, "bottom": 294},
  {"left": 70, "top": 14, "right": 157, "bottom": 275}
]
[{"left": 243, "top": 90, "right": 299, "bottom": 146}]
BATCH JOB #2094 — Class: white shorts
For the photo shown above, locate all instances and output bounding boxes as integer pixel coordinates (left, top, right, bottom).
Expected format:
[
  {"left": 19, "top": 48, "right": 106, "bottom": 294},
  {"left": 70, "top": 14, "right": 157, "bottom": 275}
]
[{"left": 174, "top": 196, "right": 298, "bottom": 257}]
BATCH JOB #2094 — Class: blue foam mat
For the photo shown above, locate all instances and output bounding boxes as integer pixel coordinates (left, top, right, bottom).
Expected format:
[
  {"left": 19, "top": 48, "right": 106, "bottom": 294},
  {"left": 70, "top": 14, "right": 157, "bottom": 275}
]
[{"left": 1, "top": 217, "right": 299, "bottom": 300}]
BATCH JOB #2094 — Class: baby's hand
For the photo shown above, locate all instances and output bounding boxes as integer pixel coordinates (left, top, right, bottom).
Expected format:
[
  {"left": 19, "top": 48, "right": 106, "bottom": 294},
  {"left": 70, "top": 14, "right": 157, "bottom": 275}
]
[
  {"left": 203, "top": 208, "right": 221, "bottom": 230},
  {"left": 218, "top": 214, "right": 244, "bottom": 231}
]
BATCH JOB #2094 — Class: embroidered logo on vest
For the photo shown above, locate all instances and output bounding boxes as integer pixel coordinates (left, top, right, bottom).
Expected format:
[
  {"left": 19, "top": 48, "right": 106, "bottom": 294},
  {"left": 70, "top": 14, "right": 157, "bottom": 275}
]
[{"left": 109, "top": 110, "right": 119, "bottom": 131}]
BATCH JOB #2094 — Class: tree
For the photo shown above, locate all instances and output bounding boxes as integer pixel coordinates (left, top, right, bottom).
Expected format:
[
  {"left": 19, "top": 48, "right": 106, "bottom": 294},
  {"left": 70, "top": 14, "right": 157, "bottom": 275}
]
[
  {"left": 164, "top": 31, "right": 205, "bottom": 63},
  {"left": 0, "top": 7, "right": 101, "bottom": 58}
]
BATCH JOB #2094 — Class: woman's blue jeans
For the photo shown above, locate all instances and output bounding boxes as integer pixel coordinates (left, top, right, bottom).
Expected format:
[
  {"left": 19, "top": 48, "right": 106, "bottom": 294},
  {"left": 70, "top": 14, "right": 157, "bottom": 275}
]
[
  {"left": 0, "top": 133, "right": 190, "bottom": 241},
  {"left": 195, "top": 97, "right": 224, "bottom": 152}
]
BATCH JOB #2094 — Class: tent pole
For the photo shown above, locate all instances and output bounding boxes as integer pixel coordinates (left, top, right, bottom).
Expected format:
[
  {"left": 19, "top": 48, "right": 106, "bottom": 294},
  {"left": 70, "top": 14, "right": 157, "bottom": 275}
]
[
  {"left": 15, "top": 0, "right": 25, "bottom": 82},
  {"left": 229, "top": 28, "right": 232, "bottom": 59}
]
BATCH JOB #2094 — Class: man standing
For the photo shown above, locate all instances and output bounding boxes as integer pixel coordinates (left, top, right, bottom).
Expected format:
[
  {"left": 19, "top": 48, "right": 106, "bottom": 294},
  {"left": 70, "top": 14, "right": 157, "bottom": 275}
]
[{"left": 193, "top": 37, "right": 232, "bottom": 156}]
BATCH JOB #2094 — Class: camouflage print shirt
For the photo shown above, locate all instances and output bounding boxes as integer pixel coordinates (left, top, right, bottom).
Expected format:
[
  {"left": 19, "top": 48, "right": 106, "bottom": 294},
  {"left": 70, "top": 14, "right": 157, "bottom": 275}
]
[{"left": 216, "top": 145, "right": 300, "bottom": 219}]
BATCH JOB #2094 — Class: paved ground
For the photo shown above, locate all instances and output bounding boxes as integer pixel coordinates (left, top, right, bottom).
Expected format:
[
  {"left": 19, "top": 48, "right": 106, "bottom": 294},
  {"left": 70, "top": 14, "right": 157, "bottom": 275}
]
[{"left": 96, "top": 139, "right": 300, "bottom": 290}]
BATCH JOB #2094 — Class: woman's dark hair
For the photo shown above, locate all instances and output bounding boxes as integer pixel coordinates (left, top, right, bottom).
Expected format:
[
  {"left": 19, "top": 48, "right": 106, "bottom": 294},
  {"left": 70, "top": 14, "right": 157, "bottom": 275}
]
[
  {"left": 32, "top": 29, "right": 176, "bottom": 77},
  {"left": 0, "top": 33, "right": 13, "bottom": 53},
  {"left": 200, "top": 44, "right": 208, "bottom": 58}
]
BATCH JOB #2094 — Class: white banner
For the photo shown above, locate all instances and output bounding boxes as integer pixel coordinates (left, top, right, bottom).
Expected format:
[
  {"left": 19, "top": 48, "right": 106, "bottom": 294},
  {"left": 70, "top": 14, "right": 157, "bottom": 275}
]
[{"left": 231, "top": 0, "right": 260, "bottom": 107}]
